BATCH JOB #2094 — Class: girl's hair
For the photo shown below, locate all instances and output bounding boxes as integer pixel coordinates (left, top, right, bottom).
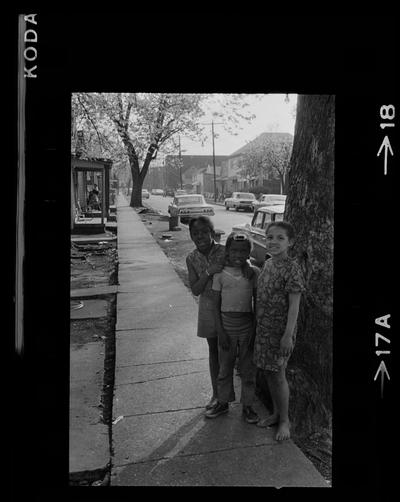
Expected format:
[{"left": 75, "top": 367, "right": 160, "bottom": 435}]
[
  {"left": 265, "top": 221, "right": 295, "bottom": 240},
  {"left": 189, "top": 216, "right": 215, "bottom": 235},
  {"left": 225, "top": 232, "right": 252, "bottom": 253}
]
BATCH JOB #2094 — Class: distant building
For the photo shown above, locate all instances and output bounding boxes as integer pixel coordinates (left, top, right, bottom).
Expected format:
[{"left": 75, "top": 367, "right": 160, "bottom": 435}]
[
  {"left": 163, "top": 155, "right": 229, "bottom": 193},
  {"left": 142, "top": 162, "right": 167, "bottom": 190},
  {"left": 143, "top": 134, "right": 293, "bottom": 196},
  {"left": 221, "top": 132, "right": 293, "bottom": 194}
]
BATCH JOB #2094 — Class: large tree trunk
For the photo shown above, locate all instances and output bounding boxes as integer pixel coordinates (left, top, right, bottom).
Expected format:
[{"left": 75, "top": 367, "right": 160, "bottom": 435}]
[
  {"left": 130, "top": 171, "right": 143, "bottom": 207},
  {"left": 257, "top": 95, "right": 334, "bottom": 437},
  {"left": 129, "top": 155, "right": 143, "bottom": 207},
  {"left": 129, "top": 167, "right": 142, "bottom": 207},
  {"left": 129, "top": 153, "right": 154, "bottom": 207}
]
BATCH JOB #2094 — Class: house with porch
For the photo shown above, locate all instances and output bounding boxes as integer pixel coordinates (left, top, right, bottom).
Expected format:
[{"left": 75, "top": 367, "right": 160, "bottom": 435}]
[{"left": 71, "top": 155, "right": 113, "bottom": 233}]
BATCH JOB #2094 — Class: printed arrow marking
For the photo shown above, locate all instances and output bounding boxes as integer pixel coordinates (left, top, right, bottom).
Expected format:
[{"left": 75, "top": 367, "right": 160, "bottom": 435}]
[
  {"left": 374, "top": 360, "right": 390, "bottom": 398},
  {"left": 377, "top": 136, "right": 394, "bottom": 175}
]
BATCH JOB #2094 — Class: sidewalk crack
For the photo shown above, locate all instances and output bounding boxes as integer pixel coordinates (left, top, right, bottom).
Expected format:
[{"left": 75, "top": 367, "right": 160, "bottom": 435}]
[
  {"left": 116, "top": 357, "right": 208, "bottom": 368},
  {"left": 116, "top": 441, "right": 276, "bottom": 469},
  {"left": 117, "top": 369, "right": 207, "bottom": 386},
  {"left": 118, "top": 406, "right": 205, "bottom": 419}
]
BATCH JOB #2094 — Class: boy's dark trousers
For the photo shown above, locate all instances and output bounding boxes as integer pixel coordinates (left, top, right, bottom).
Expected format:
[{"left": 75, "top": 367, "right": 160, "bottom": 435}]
[{"left": 217, "top": 334, "right": 256, "bottom": 406}]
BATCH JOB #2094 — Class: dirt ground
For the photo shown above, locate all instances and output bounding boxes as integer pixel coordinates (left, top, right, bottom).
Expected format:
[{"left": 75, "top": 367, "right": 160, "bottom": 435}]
[
  {"left": 138, "top": 206, "right": 332, "bottom": 485},
  {"left": 70, "top": 241, "right": 118, "bottom": 486},
  {"left": 71, "top": 240, "right": 118, "bottom": 290}
]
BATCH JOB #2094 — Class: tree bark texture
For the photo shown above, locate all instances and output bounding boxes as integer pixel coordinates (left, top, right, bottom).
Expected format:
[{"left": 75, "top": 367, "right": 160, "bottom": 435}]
[
  {"left": 289, "top": 94, "right": 334, "bottom": 429},
  {"left": 128, "top": 155, "right": 143, "bottom": 207},
  {"left": 257, "top": 95, "right": 334, "bottom": 436},
  {"left": 129, "top": 156, "right": 155, "bottom": 207}
]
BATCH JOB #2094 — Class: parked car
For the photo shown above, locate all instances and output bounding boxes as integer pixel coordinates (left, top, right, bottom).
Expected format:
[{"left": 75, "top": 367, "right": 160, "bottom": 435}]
[
  {"left": 231, "top": 204, "right": 285, "bottom": 266},
  {"left": 165, "top": 188, "right": 175, "bottom": 197},
  {"left": 151, "top": 188, "right": 164, "bottom": 195},
  {"left": 175, "top": 189, "right": 187, "bottom": 196},
  {"left": 224, "top": 192, "right": 256, "bottom": 211},
  {"left": 168, "top": 194, "right": 215, "bottom": 224},
  {"left": 252, "top": 193, "right": 286, "bottom": 211},
  {"left": 141, "top": 189, "right": 150, "bottom": 199}
]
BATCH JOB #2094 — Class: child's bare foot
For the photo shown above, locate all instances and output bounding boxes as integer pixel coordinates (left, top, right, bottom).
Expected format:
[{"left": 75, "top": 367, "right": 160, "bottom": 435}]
[
  {"left": 275, "top": 420, "right": 291, "bottom": 441},
  {"left": 257, "top": 413, "right": 279, "bottom": 428}
]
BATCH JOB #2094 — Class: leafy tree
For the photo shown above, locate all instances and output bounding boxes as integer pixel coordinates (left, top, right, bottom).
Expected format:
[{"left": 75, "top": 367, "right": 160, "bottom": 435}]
[
  {"left": 72, "top": 93, "right": 257, "bottom": 207},
  {"left": 238, "top": 134, "right": 293, "bottom": 193},
  {"left": 237, "top": 142, "right": 269, "bottom": 183},
  {"left": 263, "top": 140, "right": 293, "bottom": 193}
]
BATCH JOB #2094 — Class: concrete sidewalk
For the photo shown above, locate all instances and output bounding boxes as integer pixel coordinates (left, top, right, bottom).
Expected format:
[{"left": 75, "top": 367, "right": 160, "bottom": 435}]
[{"left": 111, "top": 194, "right": 328, "bottom": 487}]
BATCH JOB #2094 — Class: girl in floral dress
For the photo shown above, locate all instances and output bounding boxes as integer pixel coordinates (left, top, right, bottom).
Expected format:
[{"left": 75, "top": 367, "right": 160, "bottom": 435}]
[{"left": 253, "top": 221, "right": 305, "bottom": 441}]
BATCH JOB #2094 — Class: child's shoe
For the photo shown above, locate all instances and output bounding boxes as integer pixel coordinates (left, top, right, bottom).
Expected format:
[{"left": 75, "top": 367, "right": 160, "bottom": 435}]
[
  {"left": 205, "top": 396, "right": 218, "bottom": 410},
  {"left": 205, "top": 402, "right": 229, "bottom": 418},
  {"left": 242, "top": 406, "right": 259, "bottom": 424}
]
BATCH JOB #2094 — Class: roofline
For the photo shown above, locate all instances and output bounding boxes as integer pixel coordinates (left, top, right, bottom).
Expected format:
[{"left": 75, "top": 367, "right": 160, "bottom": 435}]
[{"left": 227, "top": 132, "right": 294, "bottom": 158}]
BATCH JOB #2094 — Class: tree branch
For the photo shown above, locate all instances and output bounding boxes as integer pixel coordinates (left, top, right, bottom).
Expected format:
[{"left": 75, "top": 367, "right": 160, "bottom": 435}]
[
  {"left": 116, "top": 93, "right": 126, "bottom": 130},
  {"left": 76, "top": 94, "right": 106, "bottom": 154},
  {"left": 158, "top": 127, "right": 184, "bottom": 144},
  {"left": 125, "top": 100, "right": 133, "bottom": 123}
]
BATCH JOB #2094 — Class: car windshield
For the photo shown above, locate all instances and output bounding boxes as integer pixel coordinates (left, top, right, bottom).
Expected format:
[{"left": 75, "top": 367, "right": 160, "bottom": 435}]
[
  {"left": 176, "top": 196, "right": 204, "bottom": 205},
  {"left": 236, "top": 193, "right": 255, "bottom": 199}
]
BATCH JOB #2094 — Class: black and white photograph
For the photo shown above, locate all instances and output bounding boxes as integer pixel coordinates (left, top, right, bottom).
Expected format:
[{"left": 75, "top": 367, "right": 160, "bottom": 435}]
[
  {"left": 70, "top": 92, "right": 332, "bottom": 487},
  {"left": 13, "top": 13, "right": 396, "bottom": 498}
]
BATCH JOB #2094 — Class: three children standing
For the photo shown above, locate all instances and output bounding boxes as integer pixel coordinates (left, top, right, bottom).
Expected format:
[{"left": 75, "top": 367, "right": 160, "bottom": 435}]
[{"left": 186, "top": 216, "right": 304, "bottom": 441}]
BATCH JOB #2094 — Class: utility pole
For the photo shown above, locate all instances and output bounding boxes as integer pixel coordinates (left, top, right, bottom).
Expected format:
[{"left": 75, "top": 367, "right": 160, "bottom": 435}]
[
  {"left": 178, "top": 135, "right": 183, "bottom": 189},
  {"left": 163, "top": 157, "right": 166, "bottom": 188},
  {"left": 212, "top": 121, "right": 216, "bottom": 202},
  {"left": 203, "top": 120, "right": 223, "bottom": 202}
]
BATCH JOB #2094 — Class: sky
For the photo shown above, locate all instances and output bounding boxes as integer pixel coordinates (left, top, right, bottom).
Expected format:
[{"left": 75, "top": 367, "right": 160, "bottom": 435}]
[{"left": 177, "top": 93, "right": 297, "bottom": 157}]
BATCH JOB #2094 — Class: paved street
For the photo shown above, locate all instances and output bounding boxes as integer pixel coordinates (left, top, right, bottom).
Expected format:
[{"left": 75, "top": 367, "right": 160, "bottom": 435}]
[{"left": 144, "top": 194, "right": 254, "bottom": 244}]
